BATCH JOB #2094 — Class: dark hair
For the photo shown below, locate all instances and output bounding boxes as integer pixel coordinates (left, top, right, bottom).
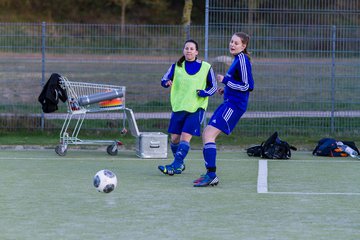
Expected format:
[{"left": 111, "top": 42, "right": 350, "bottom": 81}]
[
  {"left": 176, "top": 39, "right": 199, "bottom": 67},
  {"left": 234, "top": 32, "right": 251, "bottom": 61}
]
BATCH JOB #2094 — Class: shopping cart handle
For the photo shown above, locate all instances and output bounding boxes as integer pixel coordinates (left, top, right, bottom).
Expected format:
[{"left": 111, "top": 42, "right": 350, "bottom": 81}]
[{"left": 77, "top": 90, "right": 124, "bottom": 106}]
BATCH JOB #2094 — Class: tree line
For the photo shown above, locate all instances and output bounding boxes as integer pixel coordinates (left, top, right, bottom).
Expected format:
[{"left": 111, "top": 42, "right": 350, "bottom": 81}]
[
  {"left": 0, "top": 0, "right": 205, "bottom": 25},
  {"left": 0, "top": 0, "right": 358, "bottom": 26}
]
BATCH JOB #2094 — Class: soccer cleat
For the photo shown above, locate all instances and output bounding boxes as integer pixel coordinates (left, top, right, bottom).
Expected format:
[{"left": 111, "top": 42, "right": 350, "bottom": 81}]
[
  {"left": 181, "top": 164, "right": 186, "bottom": 172},
  {"left": 193, "top": 174, "right": 206, "bottom": 183},
  {"left": 193, "top": 174, "right": 219, "bottom": 187},
  {"left": 158, "top": 164, "right": 185, "bottom": 176}
]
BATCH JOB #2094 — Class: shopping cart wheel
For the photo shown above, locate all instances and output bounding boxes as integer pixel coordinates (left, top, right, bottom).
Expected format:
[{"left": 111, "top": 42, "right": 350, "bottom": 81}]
[
  {"left": 55, "top": 145, "right": 67, "bottom": 156},
  {"left": 107, "top": 144, "right": 118, "bottom": 156}
]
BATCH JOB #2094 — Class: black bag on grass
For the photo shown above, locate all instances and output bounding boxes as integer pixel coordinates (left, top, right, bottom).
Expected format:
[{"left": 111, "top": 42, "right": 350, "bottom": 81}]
[
  {"left": 247, "top": 132, "right": 297, "bottom": 159},
  {"left": 312, "top": 138, "right": 359, "bottom": 157},
  {"left": 246, "top": 145, "right": 263, "bottom": 157}
]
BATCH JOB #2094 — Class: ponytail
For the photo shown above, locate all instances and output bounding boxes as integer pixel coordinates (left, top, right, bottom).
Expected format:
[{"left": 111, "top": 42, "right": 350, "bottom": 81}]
[
  {"left": 243, "top": 48, "right": 251, "bottom": 62},
  {"left": 177, "top": 56, "right": 186, "bottom": 67}
]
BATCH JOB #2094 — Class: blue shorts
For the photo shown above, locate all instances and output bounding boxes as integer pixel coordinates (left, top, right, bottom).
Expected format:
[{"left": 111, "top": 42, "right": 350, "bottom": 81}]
[
  {"left": 208, "top": 102, "right": 246, "bottom": 135},
  {"left": 168, "top": 109, "right": 205, "bottom": 136}
]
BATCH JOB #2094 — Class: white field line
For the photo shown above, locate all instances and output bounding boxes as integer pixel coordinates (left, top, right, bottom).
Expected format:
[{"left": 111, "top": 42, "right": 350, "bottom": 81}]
[
  {"left": 267, "top": 192, "right": 360, "bottom": 196},
  {"left": 259, "top": 159, "right": 359, "bottom": 163},
  {"left": 257, "top": 160, "right": 268, "bottom": 193},
  {"left": 256, "top": 159, "right": 360, "bottom": 195}
]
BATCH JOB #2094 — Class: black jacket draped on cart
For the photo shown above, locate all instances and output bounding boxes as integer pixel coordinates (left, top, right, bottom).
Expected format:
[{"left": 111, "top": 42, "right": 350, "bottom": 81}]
[{"left": 38, "top": 73, "right": 68, "bottom": 113}]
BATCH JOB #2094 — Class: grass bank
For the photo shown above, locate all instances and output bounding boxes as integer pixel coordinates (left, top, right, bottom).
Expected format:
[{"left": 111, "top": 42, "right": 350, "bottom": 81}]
[{"left": 2, "top": 129, "right": 359, "bottom": 152}]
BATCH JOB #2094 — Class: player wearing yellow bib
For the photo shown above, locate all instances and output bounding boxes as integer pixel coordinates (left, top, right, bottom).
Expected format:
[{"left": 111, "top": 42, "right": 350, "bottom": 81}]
[{"left": 158, "top": 39, "right": 217, "bottom": 175}]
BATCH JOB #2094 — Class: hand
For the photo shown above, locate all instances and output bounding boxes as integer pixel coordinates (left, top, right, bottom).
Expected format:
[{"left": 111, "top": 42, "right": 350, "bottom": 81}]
[
  {"left": 217, "top": 87, "right": 224, "bottom": 95},
  {"left": 216, "top": 74, "right": 224, "bottom": 83},
  {"left": 165, "top": 80, "right": 172, "bottom": 87},
  {"left": 197, "top": 89, "right": 206, "bottom": 97}
]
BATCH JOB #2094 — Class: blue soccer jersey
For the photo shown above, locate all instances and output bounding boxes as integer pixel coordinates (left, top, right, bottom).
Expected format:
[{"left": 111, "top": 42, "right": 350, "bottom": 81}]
[
  {"left": 209, "top": 52, "right": 254, "bottom": 135},
  {"left": 222, "top": 52, "right": 254, "bottom": 110}
]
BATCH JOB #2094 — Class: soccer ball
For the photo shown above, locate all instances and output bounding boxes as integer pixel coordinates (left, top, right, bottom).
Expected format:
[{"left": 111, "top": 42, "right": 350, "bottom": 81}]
[{"left": 93, "top": 169, "right": 118, "bottom": 193}]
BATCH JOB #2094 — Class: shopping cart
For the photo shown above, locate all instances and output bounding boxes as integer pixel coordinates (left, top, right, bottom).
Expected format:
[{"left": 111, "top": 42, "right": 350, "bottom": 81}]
[{"left": 55, "top": 76, "right": 126, "bottom": 156}]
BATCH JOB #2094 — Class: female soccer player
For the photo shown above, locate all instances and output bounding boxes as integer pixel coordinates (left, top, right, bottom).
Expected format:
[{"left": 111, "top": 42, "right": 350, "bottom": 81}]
[
  {"left": 158, "top": 39, "right": 217, "bottom": 175},
  {"left": 193, "top": 32, "right": 254, "bottom": 187}
]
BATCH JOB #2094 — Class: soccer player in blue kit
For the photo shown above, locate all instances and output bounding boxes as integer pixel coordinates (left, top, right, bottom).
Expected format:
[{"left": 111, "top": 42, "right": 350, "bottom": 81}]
[
  {"left": 158, "top": 39, "right": 217, "bottom": 175},
  {"left": 193, "top": 32, "right": 254, "bottom": 187}
]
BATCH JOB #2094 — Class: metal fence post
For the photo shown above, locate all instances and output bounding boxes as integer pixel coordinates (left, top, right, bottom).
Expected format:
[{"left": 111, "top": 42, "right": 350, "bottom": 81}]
[
  {"left": 40, "top": 22, "right": 46, "bottom": 130},
  {"left": 204, "top": 0, "right": 209, "bottom": 62},
  {"left": 330, "top": 25, "right": 336, "bottom": 134},
  {"left": 203, "top": 0, "right": 210, "bottom": 129}
]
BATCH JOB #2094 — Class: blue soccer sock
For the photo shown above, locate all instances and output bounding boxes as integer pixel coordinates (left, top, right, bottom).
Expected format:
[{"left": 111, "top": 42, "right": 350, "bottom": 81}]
[
  {"left": 172, "top": 141, "right": 190, "bottom": 168},
  {"left": 170, "top": 142, "right": 179, "bottom": 157},
  {"left": 203, "top": 142, "right": 217, "bottom": 178}
]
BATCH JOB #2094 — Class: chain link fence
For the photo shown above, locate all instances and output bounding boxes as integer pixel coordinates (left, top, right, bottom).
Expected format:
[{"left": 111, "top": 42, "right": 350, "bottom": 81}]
[
  {"left": 206, "top": 0, "right": 360, "bottom": 137},
  {"left": 0, "top": 0, "right": 359, "bottom": 138}
]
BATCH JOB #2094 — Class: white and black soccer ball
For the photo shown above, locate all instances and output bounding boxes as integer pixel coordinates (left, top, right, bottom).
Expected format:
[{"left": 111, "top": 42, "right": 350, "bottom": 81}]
[{"left": 93, "top": 169, "right": 118, "bottom": 193}]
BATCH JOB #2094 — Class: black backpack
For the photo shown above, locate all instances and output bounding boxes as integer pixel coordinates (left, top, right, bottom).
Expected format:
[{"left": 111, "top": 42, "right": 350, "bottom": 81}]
[
  {"left": 312, "top": 138, "right": 359, "bottom": 157},
  {"left": 247, "top": 132, "right": 297, "bottom": 159}
]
